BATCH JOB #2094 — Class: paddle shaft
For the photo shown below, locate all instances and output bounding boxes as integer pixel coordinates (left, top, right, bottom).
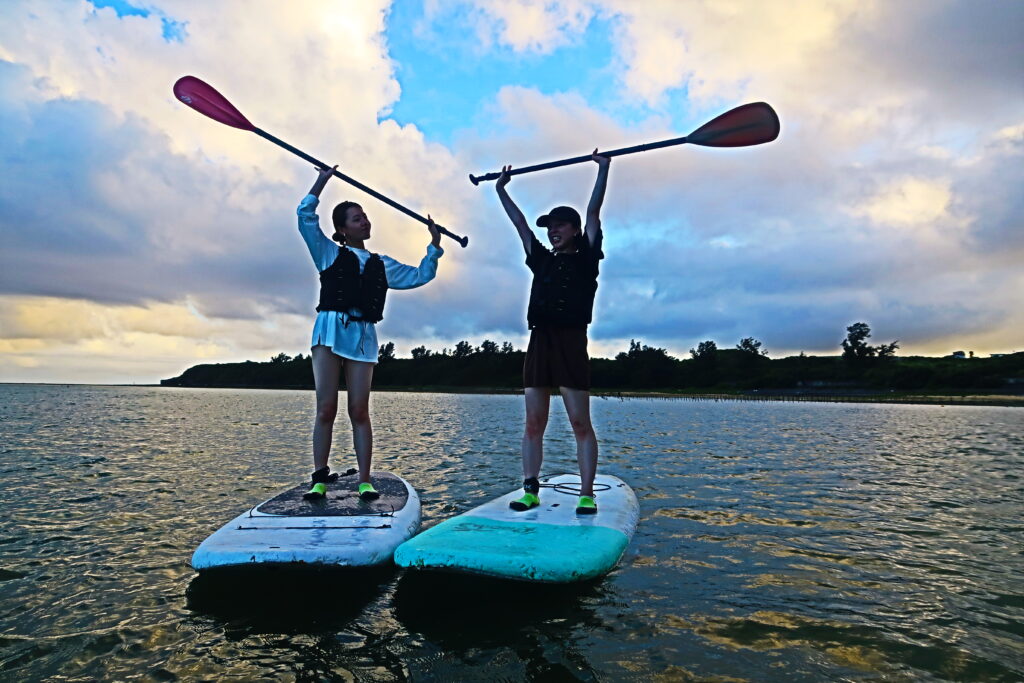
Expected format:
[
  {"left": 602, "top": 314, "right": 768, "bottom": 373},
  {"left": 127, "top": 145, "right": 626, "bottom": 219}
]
[
  {"left": 254, "top": 129, "right": 468, "bottom": 248},
  {"left": 469, "top": 102, "right": 778, "bottom": 185},
  {"left": 469, "top": 135, "right": 690, "bottom": 185}
]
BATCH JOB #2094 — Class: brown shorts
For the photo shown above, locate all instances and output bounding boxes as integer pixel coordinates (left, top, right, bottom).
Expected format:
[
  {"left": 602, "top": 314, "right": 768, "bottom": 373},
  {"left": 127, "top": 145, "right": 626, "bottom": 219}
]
[{"left": 523, "top": 326, "right": 591, "bottom": 390}]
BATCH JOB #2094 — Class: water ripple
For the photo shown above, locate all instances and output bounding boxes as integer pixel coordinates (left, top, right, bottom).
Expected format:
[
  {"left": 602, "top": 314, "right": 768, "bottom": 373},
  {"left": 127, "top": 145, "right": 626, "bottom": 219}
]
[{"left": 0, "top": 386, "right": 1021, "bottom": 680}]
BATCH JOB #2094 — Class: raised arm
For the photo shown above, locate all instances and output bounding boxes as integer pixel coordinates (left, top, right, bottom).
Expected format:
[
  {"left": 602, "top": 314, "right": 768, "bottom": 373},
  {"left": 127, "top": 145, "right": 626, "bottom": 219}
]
[
  {"left": 495, "top": 165, "right": 534, "bottom": 254},
  {"left": 584, "top": 150, "right": 610, "bottom": 247},
  {"left": 381, "top": 244, "right": 443, "bottom": 290},
  {"left": 308, "top": 164, "right": 336, "bottom": 198},
  {"left": 297, "top": 165, "right": 340, "bottom": 272}
]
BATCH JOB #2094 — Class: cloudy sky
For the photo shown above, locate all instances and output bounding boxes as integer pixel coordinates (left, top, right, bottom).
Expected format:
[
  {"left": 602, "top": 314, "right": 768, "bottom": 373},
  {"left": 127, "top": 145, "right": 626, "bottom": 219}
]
[{"left": 1, "top": 0, "right": 1021, "bottom": 384}]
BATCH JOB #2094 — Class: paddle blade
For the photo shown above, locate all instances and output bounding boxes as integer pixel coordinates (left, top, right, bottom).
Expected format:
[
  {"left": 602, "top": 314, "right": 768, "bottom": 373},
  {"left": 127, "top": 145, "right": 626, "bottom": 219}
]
[
  {"left": 173, "top": 76, "right": 255, "bottom": 131},
  {"left": 686, "top": 102, "right": 780, "bottom": 147}
]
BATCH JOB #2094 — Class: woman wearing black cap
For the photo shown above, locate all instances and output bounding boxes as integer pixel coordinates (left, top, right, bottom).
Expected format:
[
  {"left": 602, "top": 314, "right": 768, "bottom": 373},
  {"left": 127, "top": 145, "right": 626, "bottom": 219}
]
[{"left": 495, "top": 150, "right": 610, "bottom": 514}]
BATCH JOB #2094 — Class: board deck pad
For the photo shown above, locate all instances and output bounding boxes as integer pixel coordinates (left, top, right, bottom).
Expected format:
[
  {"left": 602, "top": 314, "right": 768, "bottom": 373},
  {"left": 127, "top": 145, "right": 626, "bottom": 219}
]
[
  {"left": 394, "top": 473, "right": 639, "bottom": 583},
  {"left": 256, "top": 471, "right": 408, "bottom": 517},
  {"left": 191, "top": 470, "right": 420, "bottom": 571}
]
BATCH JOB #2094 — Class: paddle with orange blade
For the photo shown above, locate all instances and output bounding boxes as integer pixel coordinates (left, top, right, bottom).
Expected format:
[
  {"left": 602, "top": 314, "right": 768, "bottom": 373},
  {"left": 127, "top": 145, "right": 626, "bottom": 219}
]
[
  {"left": 468, "top": 102, "right": 780, "bottom": 185},
  {"left": 173, "top": 76, "right": 468, "bottom": 248}
]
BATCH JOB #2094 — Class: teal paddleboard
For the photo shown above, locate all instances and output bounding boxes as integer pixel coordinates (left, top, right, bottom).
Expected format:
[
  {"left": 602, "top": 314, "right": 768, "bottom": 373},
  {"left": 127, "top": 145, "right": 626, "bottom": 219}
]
[{"left": 394, "top": 474, "right": 639, "bottom": 583}]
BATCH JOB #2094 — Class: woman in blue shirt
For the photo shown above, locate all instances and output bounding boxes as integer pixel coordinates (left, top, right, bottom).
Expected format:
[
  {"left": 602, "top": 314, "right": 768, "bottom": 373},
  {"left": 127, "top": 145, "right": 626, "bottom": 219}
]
[{"left": 298, "top": 165, "right": 444, "bottom": 500}]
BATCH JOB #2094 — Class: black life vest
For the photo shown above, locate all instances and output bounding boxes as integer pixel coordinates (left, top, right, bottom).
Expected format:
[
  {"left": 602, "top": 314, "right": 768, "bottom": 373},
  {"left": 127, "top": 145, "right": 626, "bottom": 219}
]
[
  {"left": 526, "top": 234, "right": 602, "bottom": 329},
  {"left": 316, "top": 247, "right": 388, "bottom": 323}
]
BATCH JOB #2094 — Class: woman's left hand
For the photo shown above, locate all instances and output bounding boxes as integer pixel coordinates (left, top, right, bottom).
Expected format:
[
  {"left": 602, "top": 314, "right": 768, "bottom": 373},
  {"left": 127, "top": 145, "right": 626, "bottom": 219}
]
[{"left": 427, "top": 214, "right": 441, "bottom": 247}]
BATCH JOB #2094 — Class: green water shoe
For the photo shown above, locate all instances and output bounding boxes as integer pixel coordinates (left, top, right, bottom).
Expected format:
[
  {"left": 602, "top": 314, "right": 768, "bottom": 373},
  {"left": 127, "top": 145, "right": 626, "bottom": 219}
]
[
  {"left": 576, "top": 495, "right": 597, "bottom": 515},
  {"left": 303, "top": 482, "right": 328, "bottom": 500},
  {"left": 303, "top": 467, "right": 333, "bottom": 500},
  {"left": 509, "top": 492, "right": 541, "bottom": 511},
  {"left": 358, "top": 482, "right": 380, "bottom": 500}
]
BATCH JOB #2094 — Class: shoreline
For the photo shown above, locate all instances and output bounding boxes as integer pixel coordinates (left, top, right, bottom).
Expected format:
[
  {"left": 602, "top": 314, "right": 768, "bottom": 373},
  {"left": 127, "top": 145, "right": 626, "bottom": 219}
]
[
  {"left": 158, "top": 384, "right": 1024, "bottom": 407},
  {"left": 4, "top": 382, "right": 1021, "bottom": 407},
  {"left": 592, "top": 391, "right": 1024, "bottom": 407}
]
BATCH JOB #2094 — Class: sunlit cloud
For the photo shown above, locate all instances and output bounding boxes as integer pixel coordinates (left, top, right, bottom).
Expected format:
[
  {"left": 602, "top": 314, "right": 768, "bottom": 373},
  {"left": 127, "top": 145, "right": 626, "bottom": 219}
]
[
  {"left": 851, "top": 177, "right": 953, "bottom": 229},
  {"left": 0, "top": 294, "right": 312, "bottom": 383},
  {"left": 0, "top": 0, "right": 1021, "bottom": 383}
]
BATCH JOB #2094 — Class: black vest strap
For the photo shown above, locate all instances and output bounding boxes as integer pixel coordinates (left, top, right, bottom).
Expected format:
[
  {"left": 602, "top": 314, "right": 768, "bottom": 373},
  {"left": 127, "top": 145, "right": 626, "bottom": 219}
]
[{"left": 316, "top": 248, "right": 389, "bottom": 323}]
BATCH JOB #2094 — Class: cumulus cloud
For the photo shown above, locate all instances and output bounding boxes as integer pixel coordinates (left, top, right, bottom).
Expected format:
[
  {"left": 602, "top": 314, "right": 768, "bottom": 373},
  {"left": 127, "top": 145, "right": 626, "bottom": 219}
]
[
  {"left": 0, "top": 0, "right": 1021, "bottom": 383},
  {"left": 0, "top": 1, "right": 504, "bottom": 381},
  {"left": 423, "top": 0, "right": 597, "bottom": 54},
  {"left": 435, "top": 0, "right": 1023, "bottom": 357},
  {"left": 0, "top": 294, "right": 316, "bottom": 383}
]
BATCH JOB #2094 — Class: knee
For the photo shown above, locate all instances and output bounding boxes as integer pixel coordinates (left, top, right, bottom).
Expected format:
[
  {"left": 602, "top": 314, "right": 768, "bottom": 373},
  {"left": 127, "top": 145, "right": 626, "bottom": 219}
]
[
  {"left": 347, "top": 403, "right": 370, "bottom": 426},
  {"left": 570, "top": 418, "right": 594, "bottom": 440},
  {"left": 524, "top": 415, "right": 546, "bottom": 438},
  {"left": 316, "top": 400, "right": 338, "bottom": 425}
]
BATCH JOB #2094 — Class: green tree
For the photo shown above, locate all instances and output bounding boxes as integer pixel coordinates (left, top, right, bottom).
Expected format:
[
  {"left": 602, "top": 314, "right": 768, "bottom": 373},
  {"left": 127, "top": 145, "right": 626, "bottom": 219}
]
[
  {"left": 613, "top": 339, "right": 678, "bottom": 388},
  {"left": 841, "top": 322, "right": 874, "bottom": 361},
  {"left": 270, "top": 352, "right": 292, "bottom": 364},
  {"left": 615, "top": 339, "right": 643, "bottom": 360},
  {"left": 501, "top": 341, "right": 515, "bottom": 354},
  {"left": 615, "top": 339, "right": 674, "bottom": 362},
  {"left": 453, "top": 341, "right": 473, "bottom": 358},
  {"left": 688, "top": 340, "right": 719, "bottom": 386},
  {"left": 690, "top": 340, "right": 718, "bottom": 361},
  {"left": 877, "top": 341, "right": 899, "bottom": 358},
  {"left": 411, "top": 345, "right": 429, "bottom": 360},
  {"left": 479, "top": 339, "right": 499, "bottom": 355},
  {"left": 378, "top": 341, "right": 395, "bottom": 362},
  {"left": 736, "top": 337, "right": 767, "bottom": 356},
  {"left": 735, "top": 337, "right": 769, "bottom": 385},
  {"left": 842, "top": 322, "right": 899, "bottom": 362}
]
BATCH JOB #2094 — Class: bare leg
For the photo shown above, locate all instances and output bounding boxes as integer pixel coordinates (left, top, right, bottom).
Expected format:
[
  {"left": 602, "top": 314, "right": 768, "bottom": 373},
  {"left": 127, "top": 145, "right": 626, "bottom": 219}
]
[
  {"left": 559, "top": 386, "right": 597, "bottom": 497},
  {"left": 522, "top": 388, "right": 551, "bottom": 479},
  {"left": 344, "top": 360, "right": 375, "bottom": 483},
  {"left": 311, "top": 345, "right": 343, "bottom": 472}
]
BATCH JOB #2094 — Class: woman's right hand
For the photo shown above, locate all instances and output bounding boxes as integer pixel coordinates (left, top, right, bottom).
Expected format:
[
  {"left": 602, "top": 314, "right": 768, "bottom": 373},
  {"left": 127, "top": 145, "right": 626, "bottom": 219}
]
[
  {"left": 308, "top": 164, "right": 338, "bottom": 198},
  {"left": 496, "top": 164, "right": 512, "bottom": 190}
]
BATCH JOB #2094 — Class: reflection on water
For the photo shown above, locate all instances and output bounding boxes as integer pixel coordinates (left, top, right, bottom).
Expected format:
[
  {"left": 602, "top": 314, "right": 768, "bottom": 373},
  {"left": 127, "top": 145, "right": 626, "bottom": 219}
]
[
  {"left": 394, "top": 572, "right": 607, "bottom": 681},
  {"left": 186, "top": 567, "right": 394, "bottom": 632},
  {"left": 0, "top": 385, "right": 1022, "bottom": 680}
]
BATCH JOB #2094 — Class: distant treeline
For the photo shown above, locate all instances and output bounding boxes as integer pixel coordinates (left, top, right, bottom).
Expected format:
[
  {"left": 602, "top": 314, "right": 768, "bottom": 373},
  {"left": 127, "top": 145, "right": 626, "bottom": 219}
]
[{"left": 161, "top": 323, "right": 1024, "bottom": 394}]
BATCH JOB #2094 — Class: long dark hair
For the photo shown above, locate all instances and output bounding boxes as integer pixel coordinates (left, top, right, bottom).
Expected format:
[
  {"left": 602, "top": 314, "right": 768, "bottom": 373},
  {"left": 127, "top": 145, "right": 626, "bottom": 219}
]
[{"left": 331, "top": 201, "right": 361, "bottom": 245}]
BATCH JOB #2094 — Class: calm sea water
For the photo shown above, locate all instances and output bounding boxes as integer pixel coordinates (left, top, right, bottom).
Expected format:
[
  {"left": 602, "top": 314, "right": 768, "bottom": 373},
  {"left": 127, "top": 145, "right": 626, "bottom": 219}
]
[{"left": 0, "top": 384, "right": 1021, "bottom": 681}]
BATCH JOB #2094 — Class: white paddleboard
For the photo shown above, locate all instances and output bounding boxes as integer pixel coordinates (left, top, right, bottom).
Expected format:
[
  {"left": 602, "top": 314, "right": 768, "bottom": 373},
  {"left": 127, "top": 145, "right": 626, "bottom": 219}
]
[
  {"left": 192, "top": 470, "right": 420, "bottom": 571},
  {"left": 394, "top": 473, "right": 638, "bottom": 583}
]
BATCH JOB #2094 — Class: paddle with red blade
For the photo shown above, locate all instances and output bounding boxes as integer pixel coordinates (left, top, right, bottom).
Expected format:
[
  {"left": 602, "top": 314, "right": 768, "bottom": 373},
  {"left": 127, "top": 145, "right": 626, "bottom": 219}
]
[
  {"left": 173, "top": 76, "right": 468, "bottom": 248},
  {"left": 468, "top": 102, "right": 780, "bottom": 185}
]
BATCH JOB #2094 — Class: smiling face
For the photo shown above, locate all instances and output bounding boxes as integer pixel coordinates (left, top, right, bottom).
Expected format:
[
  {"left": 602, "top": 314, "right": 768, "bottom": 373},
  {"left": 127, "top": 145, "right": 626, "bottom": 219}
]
[{"left": 547, "top": 219, "right": 580, "bottom": 252}]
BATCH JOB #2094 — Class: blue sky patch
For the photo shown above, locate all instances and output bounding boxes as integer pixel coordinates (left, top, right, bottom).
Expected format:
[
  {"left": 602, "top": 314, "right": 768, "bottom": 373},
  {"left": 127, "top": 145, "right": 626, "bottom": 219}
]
[
  {"left": 161, "top": 17, "right": 187, "bottom": 42},
  {"left": 384, "top": 2, "right": 617, "bottom": 145},
  {"left": 88, "top": 0, "right": 149, "bottom": 18},
  {"left": 383, "top": 2, "right": 730, "bottom": 147},
  {"left": 87, "top": 0, "right": 186, "bottom": 43}
]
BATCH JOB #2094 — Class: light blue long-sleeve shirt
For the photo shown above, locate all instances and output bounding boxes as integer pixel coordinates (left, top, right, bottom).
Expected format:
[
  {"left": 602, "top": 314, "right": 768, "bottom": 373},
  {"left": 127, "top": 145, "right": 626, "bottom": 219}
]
[{"left": 297, "top": 194, "right": 443, "bottom": 362}]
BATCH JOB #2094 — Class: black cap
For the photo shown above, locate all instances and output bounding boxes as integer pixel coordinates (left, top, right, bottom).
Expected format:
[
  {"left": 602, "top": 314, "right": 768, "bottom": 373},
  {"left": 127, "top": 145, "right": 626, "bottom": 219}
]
[{"left": 536, "top": 206, "right": 581, "bottom": 229}]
